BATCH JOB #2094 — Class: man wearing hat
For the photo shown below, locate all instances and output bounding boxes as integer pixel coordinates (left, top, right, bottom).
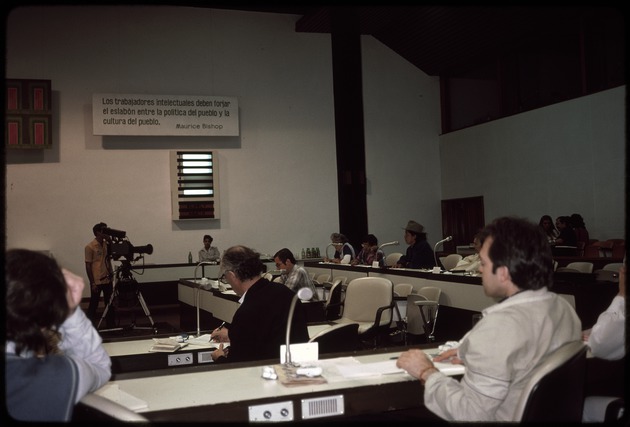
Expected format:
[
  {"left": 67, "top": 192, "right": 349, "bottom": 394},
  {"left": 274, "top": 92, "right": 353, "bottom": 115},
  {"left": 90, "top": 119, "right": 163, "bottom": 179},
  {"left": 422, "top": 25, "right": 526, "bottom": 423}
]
[{"left": 394, "top": 220, "right": 435, "bottom": 269}]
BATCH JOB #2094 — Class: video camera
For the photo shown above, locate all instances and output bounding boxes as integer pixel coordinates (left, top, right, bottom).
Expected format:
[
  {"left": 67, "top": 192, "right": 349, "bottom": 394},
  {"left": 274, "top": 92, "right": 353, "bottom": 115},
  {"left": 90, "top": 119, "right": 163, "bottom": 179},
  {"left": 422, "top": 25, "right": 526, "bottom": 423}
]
[{"left": 103, "top": 227, "right": 154, "bottom": 261}]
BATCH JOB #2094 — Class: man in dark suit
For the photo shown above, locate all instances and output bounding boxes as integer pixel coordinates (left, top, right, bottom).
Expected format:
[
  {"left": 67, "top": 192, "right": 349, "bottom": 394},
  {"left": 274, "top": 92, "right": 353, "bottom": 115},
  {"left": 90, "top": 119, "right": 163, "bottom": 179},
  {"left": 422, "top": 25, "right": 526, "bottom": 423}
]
[{"left": 210, "top": 245, "right": 310, "bottom": 363}]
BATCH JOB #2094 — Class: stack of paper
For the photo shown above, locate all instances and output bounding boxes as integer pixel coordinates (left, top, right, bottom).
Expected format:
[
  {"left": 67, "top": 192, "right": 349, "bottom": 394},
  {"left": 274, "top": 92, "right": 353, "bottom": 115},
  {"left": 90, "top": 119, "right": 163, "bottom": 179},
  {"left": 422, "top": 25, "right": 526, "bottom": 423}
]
[{"left": 149, "top": 338, "right": 189, "bottom": 352}]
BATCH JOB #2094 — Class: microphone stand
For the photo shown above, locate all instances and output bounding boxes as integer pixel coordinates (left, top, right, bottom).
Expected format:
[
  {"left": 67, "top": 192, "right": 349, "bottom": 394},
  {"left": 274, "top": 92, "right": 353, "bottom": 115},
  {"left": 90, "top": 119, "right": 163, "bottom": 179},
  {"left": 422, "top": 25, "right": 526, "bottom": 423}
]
[
  {"left": 285, "top": 287, "right": 313, "bottom": 366},
  {"left": 324, "top": 243, "right": 335, "bottom": 261},
  {"left": 376, "top": 241, "right": 399, "bottom": 267},
  {"left": 433, "top": 236, "right": 453, "bottom": 268},
  {"left": 193, "top": 261, "right": 218, "bottom": 338}
]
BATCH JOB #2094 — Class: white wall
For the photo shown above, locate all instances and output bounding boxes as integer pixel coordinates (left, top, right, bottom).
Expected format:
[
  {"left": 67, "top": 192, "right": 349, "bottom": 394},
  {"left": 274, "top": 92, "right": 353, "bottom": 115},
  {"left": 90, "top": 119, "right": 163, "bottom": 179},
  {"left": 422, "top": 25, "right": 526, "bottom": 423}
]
[
  {"left": 439, "top": 87, "right": 626, "bottom": 240},
  {"left": 362, "top": 36, "right": 442, "bottom": 246},
  {"left": 4, "top": 5, "right": 439, "bottom": 297},
  {"left": 5, "top": 6, "right": 625, "bottom": 301}
]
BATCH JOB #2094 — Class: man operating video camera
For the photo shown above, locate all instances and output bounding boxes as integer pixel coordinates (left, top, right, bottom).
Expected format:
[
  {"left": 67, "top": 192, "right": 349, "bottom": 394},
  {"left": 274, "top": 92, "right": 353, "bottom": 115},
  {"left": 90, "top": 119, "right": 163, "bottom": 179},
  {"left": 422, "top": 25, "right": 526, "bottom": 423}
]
[{"left": 85, "top": 222, "right": 115, "bottom": 328}]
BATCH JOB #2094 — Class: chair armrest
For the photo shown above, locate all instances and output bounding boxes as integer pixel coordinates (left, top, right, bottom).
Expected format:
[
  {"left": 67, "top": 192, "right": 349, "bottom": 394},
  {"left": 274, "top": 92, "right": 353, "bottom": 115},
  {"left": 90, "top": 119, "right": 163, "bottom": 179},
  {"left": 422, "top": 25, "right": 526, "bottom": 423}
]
[{"left": 373, "top": 302, "right": 395, "bottom": 327}]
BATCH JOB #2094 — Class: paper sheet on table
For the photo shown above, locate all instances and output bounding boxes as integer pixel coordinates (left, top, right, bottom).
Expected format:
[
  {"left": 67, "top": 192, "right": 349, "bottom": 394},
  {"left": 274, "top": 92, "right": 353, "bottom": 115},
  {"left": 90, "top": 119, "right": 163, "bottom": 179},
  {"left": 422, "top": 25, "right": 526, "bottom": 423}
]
[
  {"left": 97, "top": 383, "right": 148, "bottom": 411},
  {"left": 186, "top": 334, "right": 221, "bottom": 347},
  {"left": 221, "top": 290, "right": 237, "bottom": 295},
  {"left": 335, "top": 359, "right": 405, "bottom": 378}
]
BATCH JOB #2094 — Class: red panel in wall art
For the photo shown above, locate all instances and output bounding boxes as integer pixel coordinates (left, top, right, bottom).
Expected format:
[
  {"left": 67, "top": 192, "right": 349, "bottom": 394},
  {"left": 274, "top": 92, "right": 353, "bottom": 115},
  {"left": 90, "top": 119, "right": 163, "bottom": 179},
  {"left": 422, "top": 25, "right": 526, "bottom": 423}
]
[{"left": 5, "top": 79, "right": 52, "bottom": 148}]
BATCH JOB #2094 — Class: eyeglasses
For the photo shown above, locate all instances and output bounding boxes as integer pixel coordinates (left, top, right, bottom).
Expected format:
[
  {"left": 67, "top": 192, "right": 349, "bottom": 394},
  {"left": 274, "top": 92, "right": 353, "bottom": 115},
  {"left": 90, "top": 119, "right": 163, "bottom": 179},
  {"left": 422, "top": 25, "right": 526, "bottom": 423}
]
[{"left": 219, "top": 272, "right": 230, "bottom": 284}]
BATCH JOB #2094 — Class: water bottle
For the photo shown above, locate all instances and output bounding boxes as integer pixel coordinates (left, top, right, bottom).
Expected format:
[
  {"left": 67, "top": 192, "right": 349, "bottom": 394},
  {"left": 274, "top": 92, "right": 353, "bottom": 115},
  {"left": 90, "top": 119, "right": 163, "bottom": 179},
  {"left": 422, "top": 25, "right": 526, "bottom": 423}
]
[
  {"left": 301, "top": 248, "right": 305, "bottom": 259},
  {"left": 188, "top": 251, "right": 193, "bottom": 264}
]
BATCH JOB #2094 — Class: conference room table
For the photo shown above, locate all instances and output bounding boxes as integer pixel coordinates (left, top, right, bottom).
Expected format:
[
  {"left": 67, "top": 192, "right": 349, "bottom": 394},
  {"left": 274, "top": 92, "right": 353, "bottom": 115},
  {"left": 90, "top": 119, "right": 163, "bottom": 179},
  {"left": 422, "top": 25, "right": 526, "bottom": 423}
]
[{"left": 85, "top": 343, "right": 464, "bottom": 422}]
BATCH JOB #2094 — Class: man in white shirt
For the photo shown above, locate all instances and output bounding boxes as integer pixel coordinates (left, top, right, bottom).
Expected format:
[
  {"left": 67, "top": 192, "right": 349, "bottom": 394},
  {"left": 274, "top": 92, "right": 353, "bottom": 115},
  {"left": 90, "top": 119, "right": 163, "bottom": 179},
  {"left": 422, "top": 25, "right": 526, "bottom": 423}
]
[
  {"left": 199, "top": 234, "right": 220, "bottom": 262},
  {"left": 581, "top": 263, "right": 625, "bottom": 422},
  {"left": 396, "top": 217, "right": 581, "bottom": 422}
]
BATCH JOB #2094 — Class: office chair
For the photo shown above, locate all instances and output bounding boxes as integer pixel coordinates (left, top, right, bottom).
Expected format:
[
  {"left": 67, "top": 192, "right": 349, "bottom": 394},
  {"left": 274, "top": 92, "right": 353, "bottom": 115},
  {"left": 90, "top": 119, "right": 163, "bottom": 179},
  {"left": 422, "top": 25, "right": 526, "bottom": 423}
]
[
  {"left": 334, "top": 277, "right": 395, "bottom": 348},
  {"left": 393, "top": 283, "right": 414, "bottom": 297},
  {"left": 611, "top": 242, "right": 625, "bottom": 259},
  {"left": 405, "top": 287, "right": 441, "bottom": 342},
  {"left": 313, "top": 273, "right": 331, "bottom": 285},
  {"left": 514, "top": 340, "right": 587, "bottom": 422},
  {"left": 565, "top": 261, "right": 594, "bottom": 273},
  {"left": 73, "top": 393, "right": 148, "bottom": 422},
  {"left": 439, "top": 253, "right": 462, "bottom": 270},
  {"left": 308, "top": 322, "right": 360, "bottom": 354},
  {"left": 384, "top": 252, "right": 403, "bottom": 267},
  {"left": 602, "top": 262, "right": 624, "bottom": 272},
  {"left": 323, "top": 277, "right": 345, "bottom": 320}
]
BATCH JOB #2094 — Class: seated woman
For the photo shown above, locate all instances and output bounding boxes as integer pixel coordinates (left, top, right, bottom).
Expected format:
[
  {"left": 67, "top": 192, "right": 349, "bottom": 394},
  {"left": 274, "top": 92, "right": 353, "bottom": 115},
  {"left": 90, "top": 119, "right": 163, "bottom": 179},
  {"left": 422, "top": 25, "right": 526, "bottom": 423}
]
[
  {"left": 324, "top": 233, "right": 356, "bottom": 264},
  {"left": 555, "top": 216, "right": 577, "bottom": 246},
  {"left": 539, "top": 215, "right": 559, "bottom": 245},
  {"left": 351, "top": 234, "right": 384, "bottom": 266},
  {"left": 570, "top": 213, "right": 590, "bottom": 250}
]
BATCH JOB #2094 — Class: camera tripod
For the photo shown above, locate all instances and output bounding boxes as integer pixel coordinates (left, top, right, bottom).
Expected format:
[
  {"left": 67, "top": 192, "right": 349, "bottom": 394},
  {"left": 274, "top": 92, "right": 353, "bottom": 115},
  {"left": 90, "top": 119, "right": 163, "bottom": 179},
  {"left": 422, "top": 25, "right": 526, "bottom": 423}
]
[{"left": 98, "top": 259, "right": 156, "bottom": 333}]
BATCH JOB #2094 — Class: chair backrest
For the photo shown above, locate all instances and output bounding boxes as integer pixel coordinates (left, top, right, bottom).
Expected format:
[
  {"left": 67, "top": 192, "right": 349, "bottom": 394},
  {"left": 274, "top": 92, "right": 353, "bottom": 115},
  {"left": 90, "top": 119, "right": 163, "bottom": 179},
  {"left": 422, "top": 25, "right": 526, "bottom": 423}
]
[
  {"left": 603, "top": 262, "right": 623, "bottom": 272},
  {"left": 515, "top": 341, "right": 587, "bottom": 422},
  {"left": 406, "top": 293, "right": 428, "bottom": 335},
  {"left": 325, "top": 278, "right": 344, "bottom": 305},
  {"left": 611, "top": 242, "right": 625, "bottom": 259},
  {"left": 308, "top": 322, "right": 359, "bottom": 354},
  {"left": 342, "top": 277, "right": 393, "bottom": 325},
  {"left": 583, "top": 244, "right": 600, "bottom": 258},
  {"left": 594, "top": 240, "right": 614, "bottom": 257},
  {"left": 333, "top": 276, "right": 348, "bottom": 285},
  {"left": 324, "top": 279, "right": 345, "bottom": 320},
  {"left": 555, "top": 267, "right": 581, "bottom": 273},
  {"left": 314, "top": 273, "right": 331, "bottom": 284},
  {"left": 566, "top": 261, "right": 594, "bottom": 273},
  {"left": 576, "top": 241, "right": 586, "bottom": 256},
  {"left": 74, "top": 393, "right": 148, "bottom": 422},
  {"left": 385, "top": 252, "right": 403, "bottom": 267},
  {"left": 440, "top": 253, "right": 462, "bottom": 270},
  {"left": 416, "top": 286, "right": 442, "bottom": 302},
  {"left": 393, "top": 283, "right": 414, "bottom": 297}
]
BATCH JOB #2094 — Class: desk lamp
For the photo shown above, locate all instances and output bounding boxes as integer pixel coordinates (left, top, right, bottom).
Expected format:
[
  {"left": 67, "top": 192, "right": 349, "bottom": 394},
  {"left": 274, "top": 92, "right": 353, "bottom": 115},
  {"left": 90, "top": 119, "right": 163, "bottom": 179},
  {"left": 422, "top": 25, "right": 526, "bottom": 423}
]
[
  {"left": 284, "top": 287, "right": 313, "bottom": 366},
  {"left": 193, "top": 261, "right": 218, "bottom": 338},
  {"left": 433, "top": 236, "right": 453, "bottom": 269}
]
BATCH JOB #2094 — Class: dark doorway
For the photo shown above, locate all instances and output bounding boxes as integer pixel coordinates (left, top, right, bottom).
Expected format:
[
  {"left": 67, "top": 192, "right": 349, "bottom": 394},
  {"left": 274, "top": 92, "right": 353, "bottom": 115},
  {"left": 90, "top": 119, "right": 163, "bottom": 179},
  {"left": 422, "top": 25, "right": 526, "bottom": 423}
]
[{"left": 440, "top": 196, "right": 485, "bottom": 254}]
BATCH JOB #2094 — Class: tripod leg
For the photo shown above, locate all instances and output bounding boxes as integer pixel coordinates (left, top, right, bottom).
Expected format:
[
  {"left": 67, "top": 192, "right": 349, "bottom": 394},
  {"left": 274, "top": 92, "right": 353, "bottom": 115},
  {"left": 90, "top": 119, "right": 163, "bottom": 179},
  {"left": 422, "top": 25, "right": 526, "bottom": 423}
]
[
  {"left": 137, "top": 290, "right": 155, "bottom": 327},
  {"left": 98, "top": 284, "right": 117, "bottom": 329}
]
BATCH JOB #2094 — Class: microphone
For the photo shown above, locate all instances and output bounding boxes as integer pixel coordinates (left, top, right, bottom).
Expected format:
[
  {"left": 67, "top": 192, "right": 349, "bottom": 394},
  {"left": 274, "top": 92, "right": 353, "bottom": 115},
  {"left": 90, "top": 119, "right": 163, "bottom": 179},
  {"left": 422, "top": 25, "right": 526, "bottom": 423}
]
[
  {"left": 433, "top": 236, "right": 453, "bottom": 268},
  {"left": 377, "top": 241, "right": 399, "bottom": 251},
  {"left": 285, "top": 287, "right": 313, "bottom": 366},
  {"left": 192, "top": 261, "right": 219, "bottom": 337}
]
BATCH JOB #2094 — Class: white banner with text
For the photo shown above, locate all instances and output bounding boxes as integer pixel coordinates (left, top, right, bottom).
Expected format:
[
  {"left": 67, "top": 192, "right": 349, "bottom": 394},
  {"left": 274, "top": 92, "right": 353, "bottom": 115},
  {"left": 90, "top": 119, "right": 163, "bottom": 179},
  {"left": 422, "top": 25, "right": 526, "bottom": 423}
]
[{"left": 92, "top": 93, "right": 239, "bottom": 136}]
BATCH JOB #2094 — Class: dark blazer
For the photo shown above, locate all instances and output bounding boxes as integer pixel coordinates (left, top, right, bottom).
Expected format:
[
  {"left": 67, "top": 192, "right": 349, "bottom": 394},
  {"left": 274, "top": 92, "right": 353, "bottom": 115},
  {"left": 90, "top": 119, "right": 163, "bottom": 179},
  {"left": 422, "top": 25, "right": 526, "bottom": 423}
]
[
  {"left": 398, "top": 239, "right": 435, "bottom": 269},
  {"left": 218, "top": 278, "right": 309, "bottom": 363}
]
